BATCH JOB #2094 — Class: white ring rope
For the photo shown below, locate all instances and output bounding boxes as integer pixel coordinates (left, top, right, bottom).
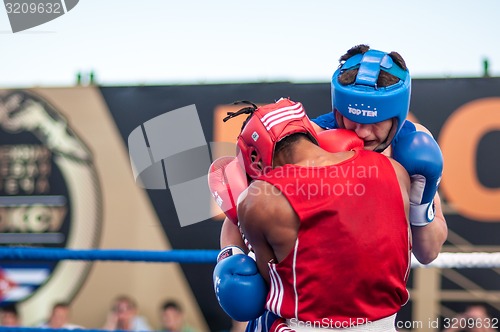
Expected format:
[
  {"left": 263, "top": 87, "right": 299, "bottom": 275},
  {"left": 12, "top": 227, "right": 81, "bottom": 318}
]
[{"left": 411, "top": 252, "right": 500, "bottom": 269}]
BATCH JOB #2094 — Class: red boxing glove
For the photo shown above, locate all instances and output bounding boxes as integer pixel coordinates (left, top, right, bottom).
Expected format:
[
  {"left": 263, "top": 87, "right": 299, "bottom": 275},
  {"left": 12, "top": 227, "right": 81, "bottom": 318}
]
[
  {"left": 317, "top": 129, "right": 364, "bottom": 153},
  {"left": 208, "top": 156, "right": 248, "bottom": 225}
]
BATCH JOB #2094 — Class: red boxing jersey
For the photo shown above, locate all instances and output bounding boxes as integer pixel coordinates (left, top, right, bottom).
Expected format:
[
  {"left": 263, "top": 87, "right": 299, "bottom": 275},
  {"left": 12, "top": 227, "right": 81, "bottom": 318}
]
[{"left": 259, "top": 150, "right": 410, "bottom": 326}]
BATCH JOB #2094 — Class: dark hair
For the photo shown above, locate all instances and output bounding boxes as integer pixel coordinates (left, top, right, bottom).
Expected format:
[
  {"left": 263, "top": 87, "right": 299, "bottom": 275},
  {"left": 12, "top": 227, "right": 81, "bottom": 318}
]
[
  {"left": 274, "top": 133, "right": 313, "bottom": 159},
  {"left": 338, "top": 44, "right": 407, "bottom": 87},
  {"left": 1, "top": 305, "right": 18, "bottom": 316},
  {"left": 161, "top": 300, "right": 183, "bottom": 312}
]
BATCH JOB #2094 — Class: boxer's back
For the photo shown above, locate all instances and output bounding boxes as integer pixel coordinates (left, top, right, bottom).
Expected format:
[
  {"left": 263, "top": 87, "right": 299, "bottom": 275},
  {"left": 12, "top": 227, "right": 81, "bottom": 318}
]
[{"left": 256, "top": 149, "right": 410, "bottom": 325}]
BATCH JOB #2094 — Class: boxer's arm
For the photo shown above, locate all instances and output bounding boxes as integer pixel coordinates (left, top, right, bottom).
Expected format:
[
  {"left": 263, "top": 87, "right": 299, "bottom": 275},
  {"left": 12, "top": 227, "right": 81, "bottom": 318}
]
[
  {"left": 220, "top": 217, "right": 247, "bottom": 250},
  {"left": 210, "top": 159, "right": 267, "bottom": 321},
  {"left": 311, "top": 121, "right": 326, "bottom": 133},
  {"left": 388, "top": 158, "right": 411, "bottom": 220},
  {"left": 311, "top": 112, "right": 336, "bottom": 131},
  {"left": 239, "top": 181, "right": 298, "bottom": 284},
  {"left": 411, "top": 123, "right": 448, "bottom": 264},
  {"left": 239, "top": 182, "right": 300, "bottom": 332},
  {"left": 411, "top": 192, "right": 448, "bottom": 264},
  {"left": 237, "top": 182, "right": 275, "bottom": 285}
]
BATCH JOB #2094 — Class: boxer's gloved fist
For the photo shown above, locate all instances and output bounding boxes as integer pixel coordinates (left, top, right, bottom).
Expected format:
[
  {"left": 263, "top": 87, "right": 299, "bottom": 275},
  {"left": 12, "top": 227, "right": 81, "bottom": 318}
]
[
  {"left": 208, "top": 156, "right": 248, "bottom": 225},
  {"left": 213, "top": 246, "right": 267, "bottom": 321},
  {"left": 393, "top": 131, "right": 443, "bottom": 226},
  {"left": 317, "top": 129, "right": 364, "bottom": 153}
]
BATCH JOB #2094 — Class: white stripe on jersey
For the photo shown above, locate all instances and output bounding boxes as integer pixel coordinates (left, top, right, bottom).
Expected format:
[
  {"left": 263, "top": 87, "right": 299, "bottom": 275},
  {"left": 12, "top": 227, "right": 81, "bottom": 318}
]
[
  {"left": 267, "top": 263, "right": 285, "bottom": 317},
  {"left": 275, "top": 265, "right": 285, "bottom": 317},
  {"left": 292, "top": 238, "right": 299, "bottom": 319},
  {"left": 267, "top": 264, "right": 278, "bottom": 313},
  {"left": 275, "top": 323, "right": 294, "bottom": 332}
]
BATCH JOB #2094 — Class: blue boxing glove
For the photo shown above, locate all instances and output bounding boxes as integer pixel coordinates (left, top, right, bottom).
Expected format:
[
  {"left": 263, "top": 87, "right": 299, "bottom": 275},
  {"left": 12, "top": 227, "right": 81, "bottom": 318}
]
[
  {"left": 393, "top": 131, "right": 443, "bottom": 226},
  {"left": 213, "top": 246, "right": 267, "bottom": 322}
]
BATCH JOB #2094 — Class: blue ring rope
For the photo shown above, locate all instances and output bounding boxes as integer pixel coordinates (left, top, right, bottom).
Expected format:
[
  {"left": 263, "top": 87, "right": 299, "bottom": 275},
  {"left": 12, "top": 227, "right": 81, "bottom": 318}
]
[
  {"left": 0, "top": 329, "right": 128, "bottom": 332},
  {"left": 0, "top": 248, "right": 218, "bottom": 264}
]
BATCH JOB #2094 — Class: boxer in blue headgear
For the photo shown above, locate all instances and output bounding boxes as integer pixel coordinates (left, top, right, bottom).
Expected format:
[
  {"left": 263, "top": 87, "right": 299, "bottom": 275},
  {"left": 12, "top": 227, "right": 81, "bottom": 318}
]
[
  {"left": 313, "top": 45, "right": 411, "bottom": 152},
  {"left": 331, "top": 48, "right": 410, "bottom": 152},
  {"left": 312, "top": 44, "right": 447, "bottom": 265}
]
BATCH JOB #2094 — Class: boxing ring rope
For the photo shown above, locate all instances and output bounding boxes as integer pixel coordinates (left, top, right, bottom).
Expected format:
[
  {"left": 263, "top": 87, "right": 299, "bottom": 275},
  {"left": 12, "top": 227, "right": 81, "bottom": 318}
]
[
  {"left": 0, "top": 328, "right": 124, "bottom": 332},
  {"left": 0, "top": 247, "right": 500, "bottom": 268},
  {"left": 0, "top": 248, "right": 218, "bottom": 263},
  {"left": 411, "top": 252, "right": 500, "bottom": 268}
]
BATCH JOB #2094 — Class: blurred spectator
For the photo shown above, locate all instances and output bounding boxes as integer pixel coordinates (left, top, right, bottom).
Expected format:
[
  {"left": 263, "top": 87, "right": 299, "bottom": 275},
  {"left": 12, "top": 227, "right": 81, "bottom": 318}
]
[
  {"left": 0, "top": 305, "right": 20, "bottom": 326},
  {"left": 443, "top": 304, "right": 497, "bottom": 332},
  {"left": 103, "top": 295, "right": 152, "bottom": 331},
  {"left": 160, "top": 300, "right": 197, "bottom": 332},
  {"left": 38, "top": 302, "right": 82, "bottom": 329}
]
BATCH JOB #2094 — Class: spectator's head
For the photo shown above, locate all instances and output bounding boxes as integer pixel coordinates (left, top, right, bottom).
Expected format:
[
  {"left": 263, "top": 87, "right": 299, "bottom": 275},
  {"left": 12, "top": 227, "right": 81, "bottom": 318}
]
[
  {"left": 112, "top": 295, "right": 137, "bottom": 328},
  {"left": 0, "top": 305, "right": 19, "bottom": 326},
  {"left": 160, "top": 300, "right": 185, "bottom": 332},
  {"left": 48, "top": 302, "right": 71, "bottom": 328},
  {"left": 464, "top": 304, "right": 490, "bottom": 318}
]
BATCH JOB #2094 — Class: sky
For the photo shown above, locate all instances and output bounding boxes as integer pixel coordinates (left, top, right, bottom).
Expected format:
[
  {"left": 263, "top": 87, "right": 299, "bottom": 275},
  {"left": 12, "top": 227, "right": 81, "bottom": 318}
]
[{"left": 1, "top": 0, "right": 499, "bottom": 87}]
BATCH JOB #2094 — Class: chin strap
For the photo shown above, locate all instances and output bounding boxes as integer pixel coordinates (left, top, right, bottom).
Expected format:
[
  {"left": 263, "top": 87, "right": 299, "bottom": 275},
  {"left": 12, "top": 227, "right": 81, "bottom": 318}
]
[{"left": 373, "top": 119, "right": 397, "bottom": 153}]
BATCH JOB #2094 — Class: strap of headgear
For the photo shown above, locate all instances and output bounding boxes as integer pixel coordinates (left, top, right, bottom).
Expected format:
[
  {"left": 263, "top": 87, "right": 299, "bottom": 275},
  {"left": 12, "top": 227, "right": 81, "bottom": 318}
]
[
  {"left": 223, "top": 101, "right": 258, "bottom": 123},
  {"left": 340, "top": 50, "right": 408, "bottom": 87}
]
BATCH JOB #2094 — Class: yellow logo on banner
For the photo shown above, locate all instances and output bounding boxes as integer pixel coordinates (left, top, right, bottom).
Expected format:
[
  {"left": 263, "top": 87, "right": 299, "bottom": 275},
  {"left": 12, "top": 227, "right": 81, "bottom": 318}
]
[{"left": 439, "top": 97, "right": 500, "bottom": 222}]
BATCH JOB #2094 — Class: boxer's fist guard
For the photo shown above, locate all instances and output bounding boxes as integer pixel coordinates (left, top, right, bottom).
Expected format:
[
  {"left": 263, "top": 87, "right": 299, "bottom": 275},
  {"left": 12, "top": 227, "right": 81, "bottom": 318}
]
[
  {"left": 213, "top": 246, "right": 267, "bottom": 322},
  {"left": 318, "top": 129, "right": 364, "bottom": 153},
  {"left": 208, "top": 156, "right": 248, "bottom": 225},
  {"left": 393, "top": 131, "right": 443, "bottom": 226}
]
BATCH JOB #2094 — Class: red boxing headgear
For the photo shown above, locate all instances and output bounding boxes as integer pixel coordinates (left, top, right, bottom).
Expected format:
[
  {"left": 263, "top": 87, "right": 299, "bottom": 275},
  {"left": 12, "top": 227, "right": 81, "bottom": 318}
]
[{"left": 234, "top": 98, "right": 319, "bottom": 179}]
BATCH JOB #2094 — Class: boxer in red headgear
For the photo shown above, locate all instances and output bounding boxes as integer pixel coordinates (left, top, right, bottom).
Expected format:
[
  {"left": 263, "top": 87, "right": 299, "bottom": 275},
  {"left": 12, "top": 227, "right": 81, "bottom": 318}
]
[
  {"left": 235, "top": 98, "right": 320, "bottom": 179},
  {"left": 210, "top": 98, "right": 411, "bottom": 332}
]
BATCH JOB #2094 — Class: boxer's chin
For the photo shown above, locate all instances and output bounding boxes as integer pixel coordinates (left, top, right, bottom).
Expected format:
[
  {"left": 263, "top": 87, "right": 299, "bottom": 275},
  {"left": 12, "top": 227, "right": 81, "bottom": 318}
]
[{"left": 363, "top": 140, "right": 378, "bottom": 151}]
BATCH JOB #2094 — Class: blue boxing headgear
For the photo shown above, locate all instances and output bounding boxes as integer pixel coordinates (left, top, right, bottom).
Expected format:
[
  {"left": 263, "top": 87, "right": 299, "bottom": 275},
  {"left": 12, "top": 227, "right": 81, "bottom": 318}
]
[{"left": 331, "top": 49, "right": 411, "bottom": 149}]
